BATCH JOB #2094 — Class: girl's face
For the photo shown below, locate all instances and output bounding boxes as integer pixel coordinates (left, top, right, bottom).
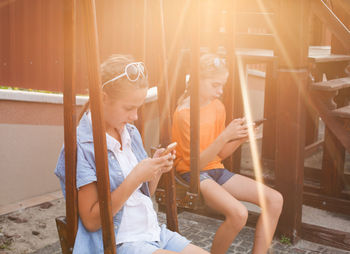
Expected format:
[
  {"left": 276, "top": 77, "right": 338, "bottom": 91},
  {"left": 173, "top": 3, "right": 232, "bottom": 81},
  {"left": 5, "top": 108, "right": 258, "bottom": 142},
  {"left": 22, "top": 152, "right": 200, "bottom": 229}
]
[
  {"left": 199, "top": 71, "right": 228, "bottom": 103},
  {"left": 103, "top": 87, "right": 148, "bottom": 134}
]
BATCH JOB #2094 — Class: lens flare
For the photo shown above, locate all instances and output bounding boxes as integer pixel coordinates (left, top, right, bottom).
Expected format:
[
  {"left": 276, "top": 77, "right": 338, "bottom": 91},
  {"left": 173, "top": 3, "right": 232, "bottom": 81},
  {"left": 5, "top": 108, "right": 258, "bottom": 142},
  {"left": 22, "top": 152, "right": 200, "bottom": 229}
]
[{"left": 236, "top": 55, "right": 271, "bottom": 245}]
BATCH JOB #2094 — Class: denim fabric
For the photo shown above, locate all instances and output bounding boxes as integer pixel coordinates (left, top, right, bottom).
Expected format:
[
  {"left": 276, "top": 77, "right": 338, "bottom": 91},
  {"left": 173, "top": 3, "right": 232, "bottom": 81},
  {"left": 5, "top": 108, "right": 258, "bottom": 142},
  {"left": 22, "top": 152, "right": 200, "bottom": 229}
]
[
  {"left": 181, "top": 168, "right": 235, "bottom": 185},
  {"left": 54, "top": 112, "right": 149, "bottom": 254},
  {"left": 116, "top": 224, "right": 190, "bottom": 254}
]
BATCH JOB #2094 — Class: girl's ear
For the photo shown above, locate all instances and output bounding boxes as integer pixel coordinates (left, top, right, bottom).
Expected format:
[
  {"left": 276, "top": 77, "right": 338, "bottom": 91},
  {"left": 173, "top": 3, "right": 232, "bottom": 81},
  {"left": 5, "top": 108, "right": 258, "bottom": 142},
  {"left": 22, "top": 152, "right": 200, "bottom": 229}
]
[{"left": 102, "top": 91, "right": 108, "bottom": 103}]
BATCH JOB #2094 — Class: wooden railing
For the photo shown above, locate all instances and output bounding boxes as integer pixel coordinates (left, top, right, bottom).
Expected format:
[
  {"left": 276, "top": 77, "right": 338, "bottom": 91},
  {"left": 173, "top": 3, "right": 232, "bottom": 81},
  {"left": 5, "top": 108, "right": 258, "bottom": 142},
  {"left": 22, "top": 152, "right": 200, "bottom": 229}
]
[{"left": 309, "top": 0, "right": 350, "bottom": 153}]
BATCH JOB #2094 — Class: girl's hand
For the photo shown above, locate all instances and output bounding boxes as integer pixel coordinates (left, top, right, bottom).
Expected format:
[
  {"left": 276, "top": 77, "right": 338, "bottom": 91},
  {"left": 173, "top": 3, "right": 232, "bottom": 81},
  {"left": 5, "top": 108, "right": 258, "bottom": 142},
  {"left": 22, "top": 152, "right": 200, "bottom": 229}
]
[
  {"left": 239, "top": 120, "right": 260, "bottom": 144},
  {"left": 132, "top": 150, "right": 175, "bottom": 183},
  {"left": 221, "top": 118, "right": 248, "bottom": 142},
  {"left": 153, "top": 148, "right": 176, "bottom": 174}
]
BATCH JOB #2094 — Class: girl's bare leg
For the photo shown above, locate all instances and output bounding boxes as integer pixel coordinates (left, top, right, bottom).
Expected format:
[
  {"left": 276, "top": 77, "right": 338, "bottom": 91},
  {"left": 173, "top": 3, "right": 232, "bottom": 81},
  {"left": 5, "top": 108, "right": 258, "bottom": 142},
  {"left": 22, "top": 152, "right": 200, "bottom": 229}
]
[
  {"left": 222, "top": 174, "right": 283, "bottom": 254},
  {"left": 181, "top": 243, "right": 209, "bottom": 254},
  {"left": 200, "top": 179, "right": 249, "bottom": 254}
]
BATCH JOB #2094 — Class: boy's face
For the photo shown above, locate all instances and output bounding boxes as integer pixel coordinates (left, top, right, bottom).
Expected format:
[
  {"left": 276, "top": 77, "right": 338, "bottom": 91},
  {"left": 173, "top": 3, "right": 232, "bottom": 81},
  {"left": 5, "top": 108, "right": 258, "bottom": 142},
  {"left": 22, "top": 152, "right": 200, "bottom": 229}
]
[{"left": 199, "top": 71, "right": 228, "bottom": 102}]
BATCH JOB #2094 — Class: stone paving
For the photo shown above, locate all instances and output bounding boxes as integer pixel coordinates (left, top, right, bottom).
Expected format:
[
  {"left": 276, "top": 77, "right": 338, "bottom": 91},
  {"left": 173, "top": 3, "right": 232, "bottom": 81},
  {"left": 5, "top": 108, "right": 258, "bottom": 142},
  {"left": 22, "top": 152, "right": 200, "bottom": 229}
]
[
  {"left": 158, "top": 212, "right": 349, "bottom": 254},
  {"left": 30, "top": 211, "right": 349, "bottom": 254}
]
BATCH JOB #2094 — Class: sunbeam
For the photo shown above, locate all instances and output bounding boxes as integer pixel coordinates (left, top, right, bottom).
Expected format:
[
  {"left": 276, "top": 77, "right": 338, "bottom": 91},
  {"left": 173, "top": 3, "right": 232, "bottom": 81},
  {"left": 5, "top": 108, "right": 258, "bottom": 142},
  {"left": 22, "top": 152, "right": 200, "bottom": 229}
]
[{"left": 236, "top": 55, "right": 271, "bottom": 246}]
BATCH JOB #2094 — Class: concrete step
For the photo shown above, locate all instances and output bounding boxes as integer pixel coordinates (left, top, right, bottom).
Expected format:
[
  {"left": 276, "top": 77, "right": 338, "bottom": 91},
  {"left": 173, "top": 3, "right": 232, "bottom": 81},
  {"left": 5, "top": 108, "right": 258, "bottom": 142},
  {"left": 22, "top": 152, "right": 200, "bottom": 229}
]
[
  {"left": 310, "top": 77, "right": 350, "bottom": 91},
  {"left": 333, "top": 105, "right": 350, "bottom": 119},
  {"left": 309, "top": 46, "right": 350, "bottom": 63}
]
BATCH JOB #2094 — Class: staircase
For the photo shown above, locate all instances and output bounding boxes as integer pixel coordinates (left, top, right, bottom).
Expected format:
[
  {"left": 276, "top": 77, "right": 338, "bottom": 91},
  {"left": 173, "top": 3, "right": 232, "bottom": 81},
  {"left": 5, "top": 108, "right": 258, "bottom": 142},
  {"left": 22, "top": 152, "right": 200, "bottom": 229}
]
[{"left": 306, "top": 48, "right": 350, "bottom": 212}]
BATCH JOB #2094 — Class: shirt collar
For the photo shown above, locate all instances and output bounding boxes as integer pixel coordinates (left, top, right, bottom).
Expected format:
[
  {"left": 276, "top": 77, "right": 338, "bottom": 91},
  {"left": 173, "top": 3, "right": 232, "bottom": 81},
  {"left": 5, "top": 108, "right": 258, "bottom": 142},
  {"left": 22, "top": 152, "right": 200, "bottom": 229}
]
[
  {"left": 77, "top": 111, "right": 135, "bottom": 150},
  {"left": 106, "top": 125, "right": 131, "bottom": 152}
]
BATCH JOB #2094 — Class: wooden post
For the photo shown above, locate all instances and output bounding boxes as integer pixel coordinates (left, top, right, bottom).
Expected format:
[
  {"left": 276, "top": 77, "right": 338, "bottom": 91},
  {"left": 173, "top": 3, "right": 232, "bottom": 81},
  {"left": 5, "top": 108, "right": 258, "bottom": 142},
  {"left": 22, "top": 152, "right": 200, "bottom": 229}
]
[
  {"left": 189, "top": 0, "right": 200, "bottom": 195},
  {"left": 232, "top": 64, "right": 244, "bottom": 172},
  {"left": 223, "top": 0, "right": 238, "bottom": 172},
  {"left": 62, "top": 1, "right": 78, "bottom": 253},
  {"left": 320, "top": 0, "right": 349, "bottom": 199},
  {"left": 154, "top": 0, "right": 179, "bottom": 232},
  {"left": 81, "top": 1, "right": 116, "bottom": 253},
  {"left": 261, "top": 62, "right": 277, "bottom": 170},
  {"left": 321, "top": 127, "right": 345, "bottom": 197},
  {"left": 274, "top": 0, "right": 309, "bottom": 242}
]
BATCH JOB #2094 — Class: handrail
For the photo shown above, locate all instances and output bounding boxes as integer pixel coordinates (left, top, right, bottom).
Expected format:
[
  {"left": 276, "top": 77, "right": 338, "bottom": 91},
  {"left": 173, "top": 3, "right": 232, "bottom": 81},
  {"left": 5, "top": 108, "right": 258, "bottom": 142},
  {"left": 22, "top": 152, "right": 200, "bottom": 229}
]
[
  {"left": 81, "top": 0, "right": 116, "bottom": 253},
  {"left": 308, "top": 91, "right": 350, "bottom": 153},
  {"left": 311, "top": 0, "right": 350, "bottom": 51}
]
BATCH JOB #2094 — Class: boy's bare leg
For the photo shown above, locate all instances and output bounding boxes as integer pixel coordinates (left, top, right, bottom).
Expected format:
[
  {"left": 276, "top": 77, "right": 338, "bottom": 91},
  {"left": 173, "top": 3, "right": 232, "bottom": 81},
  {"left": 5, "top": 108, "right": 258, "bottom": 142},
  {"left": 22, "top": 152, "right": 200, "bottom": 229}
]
[
  {"left": 222, "top": 175, "right": 283, "bottom": 254},
  {"left": 200, "top": 179, "right": 249, "bottom": 254}
]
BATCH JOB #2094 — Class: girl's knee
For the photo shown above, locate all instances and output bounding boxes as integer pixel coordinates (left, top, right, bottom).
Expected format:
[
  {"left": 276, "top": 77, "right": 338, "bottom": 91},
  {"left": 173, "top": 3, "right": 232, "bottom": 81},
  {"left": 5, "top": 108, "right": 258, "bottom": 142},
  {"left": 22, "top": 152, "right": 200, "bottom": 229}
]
[
  {"left": 266, "top": 189, "right": 283, "bottom": 214},
  {"left": 226, "top": 205, "right": 248, "bottom": 229}
]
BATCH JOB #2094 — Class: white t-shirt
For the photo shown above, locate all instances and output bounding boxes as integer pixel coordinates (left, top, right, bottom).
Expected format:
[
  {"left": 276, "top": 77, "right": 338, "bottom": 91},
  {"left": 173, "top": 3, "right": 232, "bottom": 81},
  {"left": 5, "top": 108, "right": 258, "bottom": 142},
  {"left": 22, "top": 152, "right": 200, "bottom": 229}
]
[
  {"left": 87, "top": 112, "right": 160, "bottom": 244},
  {"left": 106, "top": 126, "right": 160, "bottom": 244}
]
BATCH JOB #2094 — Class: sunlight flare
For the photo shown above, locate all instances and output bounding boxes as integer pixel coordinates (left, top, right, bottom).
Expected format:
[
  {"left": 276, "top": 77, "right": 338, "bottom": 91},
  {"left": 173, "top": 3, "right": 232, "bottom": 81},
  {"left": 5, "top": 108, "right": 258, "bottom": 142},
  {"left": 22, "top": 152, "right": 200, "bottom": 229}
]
[{"left": 236, "top": 55, "right": 271, "bottom": 244}]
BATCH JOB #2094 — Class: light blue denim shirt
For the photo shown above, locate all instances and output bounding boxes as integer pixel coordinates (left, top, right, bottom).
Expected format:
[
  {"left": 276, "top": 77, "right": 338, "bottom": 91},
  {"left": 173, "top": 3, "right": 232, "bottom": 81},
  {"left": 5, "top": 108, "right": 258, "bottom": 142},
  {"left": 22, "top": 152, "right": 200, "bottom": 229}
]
[{"left": 54, "top": 112, "right": 150, "bottom": 253}]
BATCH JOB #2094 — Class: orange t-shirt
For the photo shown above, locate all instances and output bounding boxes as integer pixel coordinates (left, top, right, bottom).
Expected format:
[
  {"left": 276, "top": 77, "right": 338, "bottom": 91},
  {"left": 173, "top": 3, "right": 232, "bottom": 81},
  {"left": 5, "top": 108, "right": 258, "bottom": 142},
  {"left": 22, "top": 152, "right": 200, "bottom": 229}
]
[{"left": 172, "top": 99, "right": 226, "bottom": 175}]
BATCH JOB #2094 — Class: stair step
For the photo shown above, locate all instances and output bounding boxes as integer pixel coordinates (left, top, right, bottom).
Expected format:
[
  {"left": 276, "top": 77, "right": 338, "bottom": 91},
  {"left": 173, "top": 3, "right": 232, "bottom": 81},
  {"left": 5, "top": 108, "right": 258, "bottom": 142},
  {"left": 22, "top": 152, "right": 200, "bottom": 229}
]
[
  {"left": 308, "top": 46, "right": 350, "bottom": 63},
  {"left": 237, "top": 12, "right": 275, "bottom": 33},
  {"left": 236, "top": 33, "right": 274, "bottom": 50},
  {"left": 310, "top": 77, "right": 350, "bottom": 91},
  {"left": 309, "top": 53, "right": 350, "bottom": 63},
  {"left": 234, "top": 46, "right": 350, "bottom": 63},
  {"left": 332, "top": 105, "right": 350, "bottom": 119},
  {"left": 237, "top": 0, "right": 277, "bottom": 12}
]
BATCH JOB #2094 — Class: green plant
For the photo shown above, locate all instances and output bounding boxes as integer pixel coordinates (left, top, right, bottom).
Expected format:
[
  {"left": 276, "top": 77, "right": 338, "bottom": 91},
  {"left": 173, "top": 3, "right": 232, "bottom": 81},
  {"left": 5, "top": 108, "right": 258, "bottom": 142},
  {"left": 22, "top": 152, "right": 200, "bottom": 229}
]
[
  {"left": 0, "top": 230, "right": 13, "bottom": 250},
  {"left": 280, "top": 235, "right": 291, "bottom": 245},
  {"left": 0, "top": 85, "right": 57, "bottom": 94},
  {"left": 0, "top": 240, "right": 12, "bottom": 250}
]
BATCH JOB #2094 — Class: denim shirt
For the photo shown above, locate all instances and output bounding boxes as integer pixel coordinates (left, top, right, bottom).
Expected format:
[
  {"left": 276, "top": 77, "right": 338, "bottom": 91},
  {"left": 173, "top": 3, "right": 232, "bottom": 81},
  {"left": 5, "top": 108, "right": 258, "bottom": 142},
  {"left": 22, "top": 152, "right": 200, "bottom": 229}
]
[{"left": 54, "top": 112, "right": 149, "bottom": 253}]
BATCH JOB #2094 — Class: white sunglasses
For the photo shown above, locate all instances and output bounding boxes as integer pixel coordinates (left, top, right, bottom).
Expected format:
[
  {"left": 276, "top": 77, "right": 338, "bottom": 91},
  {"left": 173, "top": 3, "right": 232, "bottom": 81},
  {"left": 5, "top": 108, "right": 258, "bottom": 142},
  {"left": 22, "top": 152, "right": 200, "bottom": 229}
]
[{"left": 102, "top": 62, "right": 147, "bottom": 89}]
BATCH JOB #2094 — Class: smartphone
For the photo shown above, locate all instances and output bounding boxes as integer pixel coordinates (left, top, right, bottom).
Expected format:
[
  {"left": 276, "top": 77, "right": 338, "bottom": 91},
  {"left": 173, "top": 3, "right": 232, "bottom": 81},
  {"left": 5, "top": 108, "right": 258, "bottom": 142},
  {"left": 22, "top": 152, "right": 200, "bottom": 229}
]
[
  {"left": 246, "top": 118, "right": 266, "bottom": 127},
  {"left": 254, "top": 118, "right": 267, "bottom": 127},
  {"left": 160, "top": 142, "right": 177, "bottom": 156}
]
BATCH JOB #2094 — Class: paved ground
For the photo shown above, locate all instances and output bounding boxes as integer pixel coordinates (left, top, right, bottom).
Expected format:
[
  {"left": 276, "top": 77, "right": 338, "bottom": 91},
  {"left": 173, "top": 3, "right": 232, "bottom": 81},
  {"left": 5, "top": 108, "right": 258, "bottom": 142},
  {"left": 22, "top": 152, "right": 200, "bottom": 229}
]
[{"left": 29, "top": 211, "right": 349, "bottom": 254}]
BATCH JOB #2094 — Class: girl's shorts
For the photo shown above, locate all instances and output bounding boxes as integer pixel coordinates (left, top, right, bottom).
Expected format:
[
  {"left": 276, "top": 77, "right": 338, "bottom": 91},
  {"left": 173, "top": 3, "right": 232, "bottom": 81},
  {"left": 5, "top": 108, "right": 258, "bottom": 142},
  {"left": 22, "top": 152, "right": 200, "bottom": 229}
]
[
  {"left": 116, "top": 224, "right": 190, "bottom": 254},
  {"left": 181, "top": 168, "right": 235, "bottom": 185}
]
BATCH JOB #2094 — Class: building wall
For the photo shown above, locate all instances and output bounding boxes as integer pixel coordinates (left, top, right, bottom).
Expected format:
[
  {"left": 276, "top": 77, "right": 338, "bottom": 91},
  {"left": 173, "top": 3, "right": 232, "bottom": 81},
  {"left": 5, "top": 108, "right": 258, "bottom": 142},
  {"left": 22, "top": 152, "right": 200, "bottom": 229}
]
[{"left": 0, "top": 89, "right": 159, "bottom": 208}]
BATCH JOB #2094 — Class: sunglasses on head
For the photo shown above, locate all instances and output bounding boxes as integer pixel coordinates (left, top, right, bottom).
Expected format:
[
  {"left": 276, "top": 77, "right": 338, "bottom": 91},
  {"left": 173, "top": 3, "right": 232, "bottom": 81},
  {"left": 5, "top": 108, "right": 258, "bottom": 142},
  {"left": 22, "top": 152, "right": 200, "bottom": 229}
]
[
  {"left": 102, "top": 62, "right": 147, "bottom": 89},
  {"left": 213, "top": 57, "right": 226, "bottom": 68}
]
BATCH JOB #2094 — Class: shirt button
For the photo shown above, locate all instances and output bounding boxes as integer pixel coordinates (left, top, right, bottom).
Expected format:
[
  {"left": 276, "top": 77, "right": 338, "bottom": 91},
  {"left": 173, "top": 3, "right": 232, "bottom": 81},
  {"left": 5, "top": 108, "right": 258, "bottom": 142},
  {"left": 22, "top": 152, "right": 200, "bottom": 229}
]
[
  {"left": 118, "top": 172, "right": 122, "bottom": 176},
  {"left": 114, "top": 225, "right": 118, "bottom": 229}
]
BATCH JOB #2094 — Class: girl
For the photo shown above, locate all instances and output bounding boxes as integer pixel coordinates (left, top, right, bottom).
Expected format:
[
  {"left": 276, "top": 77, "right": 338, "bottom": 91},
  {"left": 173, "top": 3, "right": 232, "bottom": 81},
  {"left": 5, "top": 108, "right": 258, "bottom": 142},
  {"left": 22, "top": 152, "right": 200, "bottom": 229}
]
[
  {"left": 172, "top": 53, "right": 283, "bottom": 254},
  {"left": 55, "top": 55, "right": 208, "bottom": 254}
]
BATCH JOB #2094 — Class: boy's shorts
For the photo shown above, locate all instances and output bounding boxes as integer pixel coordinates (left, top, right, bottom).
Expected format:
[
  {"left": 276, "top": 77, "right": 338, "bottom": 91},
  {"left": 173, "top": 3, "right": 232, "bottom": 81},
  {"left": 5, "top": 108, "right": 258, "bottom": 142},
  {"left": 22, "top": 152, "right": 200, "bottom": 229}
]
[
  {"left": 116, "top": 224, "right": 190, "bottom": 254},
  {"left": 181, "top": 168, "right": 235, "bottom": 185}
]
